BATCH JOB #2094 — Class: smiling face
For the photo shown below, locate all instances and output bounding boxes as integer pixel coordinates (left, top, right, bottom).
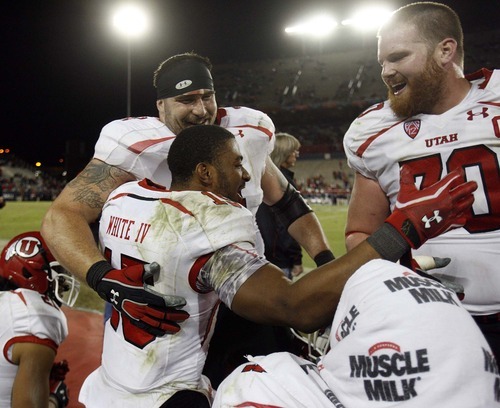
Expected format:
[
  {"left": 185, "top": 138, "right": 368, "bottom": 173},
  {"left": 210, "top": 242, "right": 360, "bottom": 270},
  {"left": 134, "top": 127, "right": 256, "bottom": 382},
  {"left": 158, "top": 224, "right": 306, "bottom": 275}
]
[
  {"left": 157, "top": 89, "right": 218, "bottom": 135},
  {"left": 378, "top": 23, "right": 447, "bottom": 118},
  {"left": 212, "top": 138, "right": 250, "bottom": 202}
]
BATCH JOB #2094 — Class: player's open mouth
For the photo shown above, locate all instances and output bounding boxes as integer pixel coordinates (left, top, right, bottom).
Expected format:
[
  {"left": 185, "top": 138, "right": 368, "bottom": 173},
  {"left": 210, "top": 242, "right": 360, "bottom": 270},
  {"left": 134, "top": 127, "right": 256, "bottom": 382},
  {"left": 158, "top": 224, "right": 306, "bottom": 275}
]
[
  {"left": 237, "top": 186, "right": 245, "bottom": 202},
  {"left": 186, "top": 120, "right": 209, "bottom": 126},
  {"left": 391, "top": 82, "right": 406, "bottom": 96}
]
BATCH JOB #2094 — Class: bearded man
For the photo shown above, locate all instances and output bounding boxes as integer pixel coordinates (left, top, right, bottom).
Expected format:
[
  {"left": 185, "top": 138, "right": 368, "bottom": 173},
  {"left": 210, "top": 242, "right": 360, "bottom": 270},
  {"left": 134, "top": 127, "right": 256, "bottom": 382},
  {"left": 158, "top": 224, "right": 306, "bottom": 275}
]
[{"left": 343, "top": 1, "right": 500, "bottom": 361}]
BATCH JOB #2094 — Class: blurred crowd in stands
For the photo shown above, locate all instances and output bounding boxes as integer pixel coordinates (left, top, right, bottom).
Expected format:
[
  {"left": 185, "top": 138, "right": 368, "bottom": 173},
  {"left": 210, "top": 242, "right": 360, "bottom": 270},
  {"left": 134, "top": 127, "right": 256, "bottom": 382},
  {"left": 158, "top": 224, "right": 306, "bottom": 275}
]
[
  {"left": 0, "top": 156, "right": 66, "bottom": 202},
  {"left": 297, "top": 169, "right": 352, "bottom": 205},
  {"left": 214, "top": 28, "right": 499, "bottom": 111}
]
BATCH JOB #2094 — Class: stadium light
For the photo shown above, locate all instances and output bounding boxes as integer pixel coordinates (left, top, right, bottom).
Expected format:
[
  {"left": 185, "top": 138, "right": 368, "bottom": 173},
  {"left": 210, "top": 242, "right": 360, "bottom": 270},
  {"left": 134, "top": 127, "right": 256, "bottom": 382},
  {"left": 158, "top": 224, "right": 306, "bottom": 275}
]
[
  {"left": 285, "top": 14, "right": 338, "bottom": 38},
  {"left": 341, "top": 6, "right": 393, "bottom": 31},
  {"left": 112, "top": 4, "right": 149, "bottom": 117}
]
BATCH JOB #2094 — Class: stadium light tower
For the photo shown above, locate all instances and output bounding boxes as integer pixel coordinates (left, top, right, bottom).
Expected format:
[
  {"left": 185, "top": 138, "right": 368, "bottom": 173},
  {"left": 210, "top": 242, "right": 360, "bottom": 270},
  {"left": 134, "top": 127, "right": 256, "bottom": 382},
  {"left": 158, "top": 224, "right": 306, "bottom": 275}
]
[
  {"left": 341, "top": 6, "right": 392, "bottom": 31},
  {"left": 285, "top": 14, "right": 338, "bottom": 38},
  {"left": 112, "top": 4, "right": 149, "bottom": 117},
  {"left": 285, "top": 14, "right": 337, "bottom": 55}
]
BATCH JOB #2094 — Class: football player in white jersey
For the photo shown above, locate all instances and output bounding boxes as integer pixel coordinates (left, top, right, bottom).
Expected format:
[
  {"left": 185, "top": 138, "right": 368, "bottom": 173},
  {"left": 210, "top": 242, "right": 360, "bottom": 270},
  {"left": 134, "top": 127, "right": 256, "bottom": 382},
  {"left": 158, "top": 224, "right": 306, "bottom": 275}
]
[
  {"left": 343, "top": 2, "right": 500, "bottom": 361},
  {"left": 42, "top": 51, "right": 336, "bottom": 388},
  {"left": 80, "top": 124, "right": 476, "bottom": 407},
  {"left": 40, "top": 52, "right": 333, "bottom": 341},
  {"left": 0, "top": 231, "right": 80, "bottom": 408},
  {"left": 213, "top": 260, "right": 499, "bottom": 407}
]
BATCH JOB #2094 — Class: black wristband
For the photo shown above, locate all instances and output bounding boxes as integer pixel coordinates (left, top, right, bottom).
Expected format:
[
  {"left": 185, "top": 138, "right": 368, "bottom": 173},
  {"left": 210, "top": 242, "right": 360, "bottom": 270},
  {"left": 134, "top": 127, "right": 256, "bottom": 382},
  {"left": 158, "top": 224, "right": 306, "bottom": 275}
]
[
  {"left": 86, "top": 260, "right": 114, "bottom": 290},
  {"left": 314, "top": 249, "right": 335, "bottom": 266},
  {"left": 366, "top": 223, "right": 410, "bottom": 262}
]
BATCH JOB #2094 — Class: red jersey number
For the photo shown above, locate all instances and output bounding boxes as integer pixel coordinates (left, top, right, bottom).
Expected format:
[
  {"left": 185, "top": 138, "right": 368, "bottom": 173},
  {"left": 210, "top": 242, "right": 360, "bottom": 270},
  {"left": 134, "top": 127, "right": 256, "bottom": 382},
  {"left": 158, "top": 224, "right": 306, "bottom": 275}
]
[{"left": 401, "top": 144, "right": 500, "bottom": 234}]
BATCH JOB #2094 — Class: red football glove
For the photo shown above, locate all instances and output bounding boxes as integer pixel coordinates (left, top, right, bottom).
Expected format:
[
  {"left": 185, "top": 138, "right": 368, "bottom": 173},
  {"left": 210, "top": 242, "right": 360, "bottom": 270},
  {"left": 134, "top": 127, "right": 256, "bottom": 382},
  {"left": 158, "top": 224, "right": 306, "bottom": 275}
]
[
  {"left": 49, "top": 360, "right": 69, "bottom": 408},
  {"left": 87, "top": 261, "right": 189, "bottom": 336},
  {"left": 50, "top": 360, "right": 69, "bottom": 382},
  {"left": 386, "top": 166, "right": 477, "bottom": 249}
]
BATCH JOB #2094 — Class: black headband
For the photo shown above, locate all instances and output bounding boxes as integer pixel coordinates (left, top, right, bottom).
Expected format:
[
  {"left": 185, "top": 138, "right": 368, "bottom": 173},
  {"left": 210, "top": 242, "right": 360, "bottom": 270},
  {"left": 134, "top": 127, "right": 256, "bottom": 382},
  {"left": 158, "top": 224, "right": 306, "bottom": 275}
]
[{"left": 156, "top": 59, "right": 214, "bottom": 100}]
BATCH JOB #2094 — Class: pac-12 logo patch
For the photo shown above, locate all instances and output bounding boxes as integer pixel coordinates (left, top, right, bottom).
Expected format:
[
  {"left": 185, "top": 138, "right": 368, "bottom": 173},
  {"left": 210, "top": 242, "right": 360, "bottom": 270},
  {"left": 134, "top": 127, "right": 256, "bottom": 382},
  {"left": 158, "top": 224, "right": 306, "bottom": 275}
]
[{"left": 403, "top": 119, "right": 421, "bottom": 139}]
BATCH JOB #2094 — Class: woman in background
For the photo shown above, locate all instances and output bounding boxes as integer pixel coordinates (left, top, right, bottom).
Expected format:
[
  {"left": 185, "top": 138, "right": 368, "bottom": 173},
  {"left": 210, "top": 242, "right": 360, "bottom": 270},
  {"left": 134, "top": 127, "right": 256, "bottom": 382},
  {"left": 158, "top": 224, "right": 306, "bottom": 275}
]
[{"left": 257, "top": 132, "right": 303, "bottom": 279}]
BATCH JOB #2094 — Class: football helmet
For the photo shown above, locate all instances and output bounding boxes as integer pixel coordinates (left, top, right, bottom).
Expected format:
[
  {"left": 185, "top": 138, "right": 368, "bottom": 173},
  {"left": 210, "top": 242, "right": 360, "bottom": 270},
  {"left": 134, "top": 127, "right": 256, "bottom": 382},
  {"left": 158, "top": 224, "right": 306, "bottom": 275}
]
[
  {"left": 0, "top": 231, "right": 80, "bottom": 307},
  {"left": 290, "top": 326, "right": 331, "bottom": 364}
]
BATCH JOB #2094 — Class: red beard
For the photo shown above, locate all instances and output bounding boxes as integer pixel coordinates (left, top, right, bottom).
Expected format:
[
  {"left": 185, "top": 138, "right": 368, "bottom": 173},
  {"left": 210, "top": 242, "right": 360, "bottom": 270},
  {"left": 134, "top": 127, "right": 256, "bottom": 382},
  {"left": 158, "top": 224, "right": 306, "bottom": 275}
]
[{"left": 388, "top": 57, "right": 447, "bottom": 118}]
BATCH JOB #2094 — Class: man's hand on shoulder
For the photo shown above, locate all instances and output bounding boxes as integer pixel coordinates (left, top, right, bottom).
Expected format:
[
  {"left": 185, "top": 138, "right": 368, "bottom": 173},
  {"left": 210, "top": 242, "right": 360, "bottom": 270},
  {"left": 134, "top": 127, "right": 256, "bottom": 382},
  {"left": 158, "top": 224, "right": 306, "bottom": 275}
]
[
  {"left": 367, "top": 166, "right": 477, "bottom": 261},
  {"left": 387, "top": 166, "right": 476, "bottom": 248}
]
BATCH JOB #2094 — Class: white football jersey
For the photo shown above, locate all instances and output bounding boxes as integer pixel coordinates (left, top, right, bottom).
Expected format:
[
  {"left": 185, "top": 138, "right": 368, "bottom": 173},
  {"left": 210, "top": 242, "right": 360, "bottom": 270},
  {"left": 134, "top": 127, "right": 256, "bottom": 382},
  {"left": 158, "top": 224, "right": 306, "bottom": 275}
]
[
  {"left": 0, "top": 289, "right": 68, "bottom": 407},
  {"left": 80, "top": 179, "right": 268, "bottom": 408},
  {"left": 94, "top": 106, "right": 275, "bottom": 220},
  {"left": 214, "top": 260, "right": 498, "bottom": 407},
  {"left": 320, "top": 260, "right": 499, "bottom": 407},
  {"left": 344, "top": 69, "right": 500, "bottom": 314}
]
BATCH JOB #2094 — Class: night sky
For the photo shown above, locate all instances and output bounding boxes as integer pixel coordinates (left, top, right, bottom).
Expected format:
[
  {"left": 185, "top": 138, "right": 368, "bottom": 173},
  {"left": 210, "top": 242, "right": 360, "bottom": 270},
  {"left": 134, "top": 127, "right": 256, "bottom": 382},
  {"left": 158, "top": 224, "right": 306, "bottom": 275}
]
[{"left": 2, "top": 0, "right": 498, "bottom": 167}]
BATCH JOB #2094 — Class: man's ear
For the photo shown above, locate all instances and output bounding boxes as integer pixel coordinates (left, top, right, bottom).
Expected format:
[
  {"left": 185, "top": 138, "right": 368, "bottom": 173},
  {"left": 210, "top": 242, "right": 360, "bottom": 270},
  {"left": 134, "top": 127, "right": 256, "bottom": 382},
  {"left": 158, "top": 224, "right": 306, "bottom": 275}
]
[
  {"left": 195, "top": 162, "right": 214, "bottom": 185},
  {"left": 156, "top": 99, "right": 164, "bottom": 114},
  {"left": 437, "top": 38, "right": 457, "bottom": 65}
]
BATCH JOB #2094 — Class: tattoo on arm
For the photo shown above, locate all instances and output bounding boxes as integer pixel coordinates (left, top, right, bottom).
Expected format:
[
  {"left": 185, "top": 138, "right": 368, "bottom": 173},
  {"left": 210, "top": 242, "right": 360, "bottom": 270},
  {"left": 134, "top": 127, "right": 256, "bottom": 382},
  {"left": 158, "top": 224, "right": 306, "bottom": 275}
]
[{"left": 66, "top": 161, "right": 131, "bottom": 209}]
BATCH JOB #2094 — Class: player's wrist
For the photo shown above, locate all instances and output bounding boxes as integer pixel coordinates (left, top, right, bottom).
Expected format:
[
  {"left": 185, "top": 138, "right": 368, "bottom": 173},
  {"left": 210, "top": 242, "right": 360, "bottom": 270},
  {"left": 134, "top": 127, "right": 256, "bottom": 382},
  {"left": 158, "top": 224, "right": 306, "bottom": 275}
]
[
  {"left": 385, "top": 208, "right": 421, "bottom": 248},
  {"left": 86, "top": 260, "right": 113, "bottom": 291},
  {"left": 366, "top": 223, "right": 410, "bottom": 262},
  {"left": 313, "top": 249, "right": 335, "bottom": 266},
  {"left": 49, "top": 394, "right": 59, "bottom": 408}
]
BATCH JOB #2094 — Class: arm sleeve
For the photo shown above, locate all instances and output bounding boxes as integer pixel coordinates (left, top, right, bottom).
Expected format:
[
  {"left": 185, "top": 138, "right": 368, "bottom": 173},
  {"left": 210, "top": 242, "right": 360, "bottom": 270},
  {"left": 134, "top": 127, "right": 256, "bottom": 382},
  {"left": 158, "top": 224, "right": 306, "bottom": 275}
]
[{"left": 202, "top": 242, "right": 269, "bottom": 309}]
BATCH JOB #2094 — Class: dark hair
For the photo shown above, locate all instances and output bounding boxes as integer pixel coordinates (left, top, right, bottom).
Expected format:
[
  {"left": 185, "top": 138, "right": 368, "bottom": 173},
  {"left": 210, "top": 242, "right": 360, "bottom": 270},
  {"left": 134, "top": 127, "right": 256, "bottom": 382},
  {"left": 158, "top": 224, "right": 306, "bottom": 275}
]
[
  {"left": 168, "top": 125, "right": 235, "bottom": 184},
  {"left": 379, "top": 2, "right": 464, "bottom": 67},
  {"left": 153, "top": 52, "right": 213, "bottom": 88}
]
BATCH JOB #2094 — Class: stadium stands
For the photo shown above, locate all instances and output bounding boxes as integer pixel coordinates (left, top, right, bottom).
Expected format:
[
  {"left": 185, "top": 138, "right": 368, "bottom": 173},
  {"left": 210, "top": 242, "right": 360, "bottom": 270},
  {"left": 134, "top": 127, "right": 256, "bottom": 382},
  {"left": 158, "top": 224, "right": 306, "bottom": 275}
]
[
  {"left": 3, "top": 26, "right": 498, "bottom": 205},
  {"left": 0, "top": 156, "right": 66, "bottom": 201}
]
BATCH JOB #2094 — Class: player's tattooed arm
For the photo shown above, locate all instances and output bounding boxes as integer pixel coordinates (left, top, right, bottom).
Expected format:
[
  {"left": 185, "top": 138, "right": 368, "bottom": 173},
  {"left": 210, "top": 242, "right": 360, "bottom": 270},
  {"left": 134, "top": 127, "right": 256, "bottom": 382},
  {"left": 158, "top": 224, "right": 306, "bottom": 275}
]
[
  {"left": 65, "top": 159, "right": 134, "bottom": 209},
  {"left": 41, "top": 159, "right": 135, "bottom": 278}
]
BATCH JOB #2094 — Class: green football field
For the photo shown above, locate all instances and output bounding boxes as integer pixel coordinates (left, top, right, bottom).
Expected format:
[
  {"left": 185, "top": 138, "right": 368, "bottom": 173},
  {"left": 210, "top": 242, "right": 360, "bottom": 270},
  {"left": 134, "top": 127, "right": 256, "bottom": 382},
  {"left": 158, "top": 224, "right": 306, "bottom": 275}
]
[
  {"left": 0, "top": 201, "right": 105, "bottom": 312},
  {"left": 0, "top": 201, "right": 349, "bottom": 311},
  {"left": 299, "top": 204, "right": 348, "bottom": 268}
]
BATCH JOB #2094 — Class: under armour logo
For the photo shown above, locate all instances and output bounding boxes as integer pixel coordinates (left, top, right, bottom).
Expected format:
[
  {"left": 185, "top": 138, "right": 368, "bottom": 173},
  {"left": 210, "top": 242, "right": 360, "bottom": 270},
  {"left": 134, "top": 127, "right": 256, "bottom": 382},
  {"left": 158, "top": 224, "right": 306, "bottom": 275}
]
[
  {"left": 110, "top": 289, "right": 120, "bottom": 305},
  {"left": 467, "top": 107, "right": 488, "bottom": 121},
  {"left": 422, "top": 211, "right": 442, "bottom": 228},
  {"left": 175, "top": 79, "right": 193, "bottom": 90}
]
